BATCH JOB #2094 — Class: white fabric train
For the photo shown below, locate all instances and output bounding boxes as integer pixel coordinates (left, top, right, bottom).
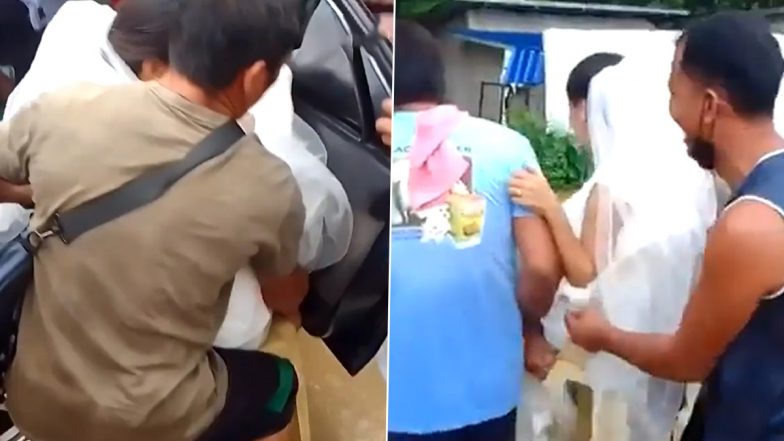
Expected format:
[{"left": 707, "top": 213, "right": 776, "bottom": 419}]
[{"left": 529, "top": 45, "right": 717, "bottom": 441}]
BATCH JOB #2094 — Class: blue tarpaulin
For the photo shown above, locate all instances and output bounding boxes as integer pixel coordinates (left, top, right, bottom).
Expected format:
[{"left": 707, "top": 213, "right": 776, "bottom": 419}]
[{"left": 451, "top": 29, "right": 545, "bottom": 87}]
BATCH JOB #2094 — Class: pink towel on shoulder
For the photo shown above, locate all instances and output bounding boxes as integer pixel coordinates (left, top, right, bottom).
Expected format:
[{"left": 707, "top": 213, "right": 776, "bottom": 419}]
[{"left": 408, "top": 105, "right": 469, "bottom": 211}]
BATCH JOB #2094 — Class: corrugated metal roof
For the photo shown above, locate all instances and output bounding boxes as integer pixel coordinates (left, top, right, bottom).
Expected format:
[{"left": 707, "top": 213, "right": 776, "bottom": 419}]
[
  {"left": 452, "top": 29, "right": 545, "bottom": 86},
  {"left": 459, "top": 0, "right": 689, "bottom": 17},
  {"left": 506, "top": 46, "right": 545, "bottom": 86},
  {"left": 758, "top": 7, "right": 784, "bottom": 17}
]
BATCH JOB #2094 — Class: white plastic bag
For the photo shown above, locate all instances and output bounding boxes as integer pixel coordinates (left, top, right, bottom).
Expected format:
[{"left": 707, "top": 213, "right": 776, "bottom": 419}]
[
  {"left": 542, "top": 282, "right": 591, "bottom": 351},
  {"left": 248, "top": 66, "right": 353, "bottom": 272},
  {"left": 581, "top": 225, "right": 703, "bottom": 441},
  {"left": 517, "top": 373, "right": 577, "bottom": 441},
  {"left": 0, "top": 204, "right": 29, "bottom": 244},
  {"left": 215, "top": 66, "right": 353, "bottom": 349},
  {"left": 213, "top": 266, "right": 271, "bottom": 350},
  {"left": 5, "top": 1, "right": 120, "bottom": 119},
  {"left": 376, "top": 338, "right": 388, "bottom": 381}
]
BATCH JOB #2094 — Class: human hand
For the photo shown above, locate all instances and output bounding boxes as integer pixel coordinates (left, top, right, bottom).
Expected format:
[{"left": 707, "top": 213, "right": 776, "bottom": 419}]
[
  {"left": 282, "top": 311, "right": 302, "bottom": 329},
  {"left": 261, "top": 267, "right": 309, "bottom": 329},
  {"left": 376, "top": 98, "right": 392, "bottom": 148},
  {"left": 0, "top": 71, "right": 14, "bottom": 102},
  {"left": 0, "top": 181, "right": 33, "bottom": 208},
  {"left": 524, "top": 330, "right": 558, "bottom": 381},
  {"left": 508, "top": 168, "right": 559, "bottom": 217},
  {"left": 564, "top": 306, "right": 612, "bottom": 353},
  {"left": 378, "top": 13, "right": 393, "bottom": 41}
]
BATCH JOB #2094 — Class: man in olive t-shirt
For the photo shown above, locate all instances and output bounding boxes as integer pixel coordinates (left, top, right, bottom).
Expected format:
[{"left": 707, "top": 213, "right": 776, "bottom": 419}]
[{"left": 0, "top": 0, "right": 308, "bottom": 440}]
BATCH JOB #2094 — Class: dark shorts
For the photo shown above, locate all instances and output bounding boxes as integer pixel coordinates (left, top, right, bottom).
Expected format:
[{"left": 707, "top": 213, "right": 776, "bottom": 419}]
[
  {"left": 197, "top": 348, "right": 298, "bottom": 441},
  {"left": 388, "top": 409, "right": 517, "bottom": 441}
]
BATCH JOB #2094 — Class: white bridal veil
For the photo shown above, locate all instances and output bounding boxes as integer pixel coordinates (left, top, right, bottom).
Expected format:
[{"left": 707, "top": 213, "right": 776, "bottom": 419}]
[
  {"left": 584, "top": 49, "right": 717, "bottom": 441},
  {"left": 538, "top": 44, "right": 718, "bottom": 440}
]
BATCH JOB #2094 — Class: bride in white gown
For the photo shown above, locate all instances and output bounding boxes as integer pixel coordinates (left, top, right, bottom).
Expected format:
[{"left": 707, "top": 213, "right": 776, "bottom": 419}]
[{"left": 512, "top": 45, "right": 718, "bottom": 440}]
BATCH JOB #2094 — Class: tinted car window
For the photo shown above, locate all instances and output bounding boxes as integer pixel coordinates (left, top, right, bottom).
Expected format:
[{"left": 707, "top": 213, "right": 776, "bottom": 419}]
[
  {"left": 362, "top": 47, "right": 389, "bottom": 114},
  {"left": 290, "top": 0, "right": 360, "bottom": 127}
]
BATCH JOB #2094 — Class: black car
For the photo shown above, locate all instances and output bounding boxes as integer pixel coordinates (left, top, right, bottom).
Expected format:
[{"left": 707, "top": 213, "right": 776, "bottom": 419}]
[{"left": 292, "top": 0, "right": 391, "bottom": 376}]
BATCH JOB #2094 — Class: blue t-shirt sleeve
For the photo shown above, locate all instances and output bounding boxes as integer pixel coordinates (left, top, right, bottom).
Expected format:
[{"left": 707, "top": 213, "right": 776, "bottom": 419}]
[{"left": 508, "top": 133, "right": 541, "bottom": 218}]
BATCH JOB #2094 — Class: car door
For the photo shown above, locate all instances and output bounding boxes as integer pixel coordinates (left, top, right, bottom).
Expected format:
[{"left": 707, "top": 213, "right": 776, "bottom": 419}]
[{"left": 290, "top": 0, "right": 391, "bottom": 375}]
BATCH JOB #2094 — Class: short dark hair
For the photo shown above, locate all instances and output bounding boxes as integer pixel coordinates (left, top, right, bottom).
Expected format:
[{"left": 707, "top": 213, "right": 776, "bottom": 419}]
[
  {"left": 566, "top": 52, "right": 624, "bottom": 104},
  {"left": 394, "top": 20, "right": 446, "bottom": 106},
  {"left": 678, "top": 11, "right": 784, "bottom": 117},
  {"left": 108, "top": 0, "right": 180, "bottom": 76},
  {"left": 169, "top": 0, "right": 304, "bottom": 93}
]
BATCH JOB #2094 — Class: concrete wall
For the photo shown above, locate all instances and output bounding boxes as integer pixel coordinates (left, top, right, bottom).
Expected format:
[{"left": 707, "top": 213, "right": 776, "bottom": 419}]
[
  {"left": 770, "top": 17, "right": 784, "bottom": 34},
  {"left": 435, "top": 32, "right": 507, "bottom": 119},
  {"left": 433, "top": 10, "right": 656, "bottom": 120},
  {"left": 466, "top": 9, "right": 657, "bottom": 32}
]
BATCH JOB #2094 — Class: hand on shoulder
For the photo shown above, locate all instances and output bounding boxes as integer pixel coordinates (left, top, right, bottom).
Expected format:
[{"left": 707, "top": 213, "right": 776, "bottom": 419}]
[{"left": 508, "top": 167, "right": 559, "bottom": 216}]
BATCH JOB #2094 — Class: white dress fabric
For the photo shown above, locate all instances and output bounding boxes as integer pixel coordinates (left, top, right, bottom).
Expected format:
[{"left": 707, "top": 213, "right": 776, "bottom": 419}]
[
  {"left": 5, "top": 1, "right": 121, "bottom": 118},
  {"left": 535, "top": 49, "right": 717, "bottom": 441},
  {"left": 585, "top": 56, "right": 716, "bottom": 441},
  {"left": 2, "top": 1, "right": 353, "bottom": 350}
]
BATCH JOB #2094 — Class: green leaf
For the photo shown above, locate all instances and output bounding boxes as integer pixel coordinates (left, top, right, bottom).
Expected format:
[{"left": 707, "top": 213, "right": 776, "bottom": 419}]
[{"left": 507, "top": 110, "right": 591, "bottom": 192}]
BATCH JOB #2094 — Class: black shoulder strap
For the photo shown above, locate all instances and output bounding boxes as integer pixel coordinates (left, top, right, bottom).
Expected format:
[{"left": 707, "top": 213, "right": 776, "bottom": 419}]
[{"left": 36, "top": 120, "right": 245, "bottom": 246}]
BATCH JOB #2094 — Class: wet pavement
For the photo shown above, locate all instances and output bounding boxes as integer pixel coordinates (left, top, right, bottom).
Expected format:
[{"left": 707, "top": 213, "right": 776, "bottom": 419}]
[{"left": 298, "top": 334, "right": 387, "bottom": 441}]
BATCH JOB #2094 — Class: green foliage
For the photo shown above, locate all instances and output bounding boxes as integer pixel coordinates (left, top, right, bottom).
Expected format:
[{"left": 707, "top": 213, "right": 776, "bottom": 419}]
[
  {"left": 507, "top": 111, "right": 592, "bottom": 191},
  {"left": 398, "top": 0, "right": 459, "bottom": 20},
  {"left": 398, "top": 0, "right": 445, "bottom": 17}
]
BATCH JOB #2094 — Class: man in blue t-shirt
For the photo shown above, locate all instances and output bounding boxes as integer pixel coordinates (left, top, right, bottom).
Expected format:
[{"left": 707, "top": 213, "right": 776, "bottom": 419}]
[{"left": 388, "top": 21, "right": 562, "bottom": 441}]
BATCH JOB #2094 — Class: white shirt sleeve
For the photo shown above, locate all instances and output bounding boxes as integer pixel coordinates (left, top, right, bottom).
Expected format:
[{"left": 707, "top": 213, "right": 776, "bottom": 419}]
[{"left": 6, "top": 1, "right": 119, "bottom": 119}]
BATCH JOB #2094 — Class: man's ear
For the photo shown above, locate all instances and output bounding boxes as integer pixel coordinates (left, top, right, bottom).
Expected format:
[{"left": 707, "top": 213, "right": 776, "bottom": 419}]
[
  {"left": 242, "top": 60, "right": 272, "bottom": 97},
  {"left": 139, "top": 59, "right": 168, "bottom": 81}
]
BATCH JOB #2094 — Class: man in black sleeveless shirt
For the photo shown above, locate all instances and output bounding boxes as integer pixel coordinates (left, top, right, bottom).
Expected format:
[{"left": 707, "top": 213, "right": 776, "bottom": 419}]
[{"left": 565, "top": 11, "right": 784, "bottom": 440}]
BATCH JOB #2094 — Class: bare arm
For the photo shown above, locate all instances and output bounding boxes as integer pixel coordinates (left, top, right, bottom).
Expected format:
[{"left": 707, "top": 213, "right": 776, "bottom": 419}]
[
  {"left": 0, "top": 73, "right": 13, "bottom": 103},
  {"left": 0, "top": 181, "right": 32, "bottom": 207},
  {"left": 541, "top": 187, "right": 599, "bottom": 288},
  {"left": 514, "top": 215, "right": 563, "bottom": 331},
  {"left": 515, "top": 215, "right": 563, "bottom": 379},
  {"left": 584, "top": 201, "right": 783, "bottom": 381},
  {"left": 510, "top": 170, "right": 598, "bottom": 287}
]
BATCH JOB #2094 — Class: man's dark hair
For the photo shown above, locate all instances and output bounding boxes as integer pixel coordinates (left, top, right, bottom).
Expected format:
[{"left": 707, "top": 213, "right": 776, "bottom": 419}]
[
  {"left": 566, "top": 52, "right": 624, "bottom": 104},
  {"left": 678, "top": 11, "right": 784, "bottom": 117},
  {"left": 394, "top": 20, "right": 446, "bottom": 106},
  {"left": 169, "top": 0, "right": 304, "bottom": 93},
  {"left": 108, "top": 0, "right": 180, "bottom": 76}
]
